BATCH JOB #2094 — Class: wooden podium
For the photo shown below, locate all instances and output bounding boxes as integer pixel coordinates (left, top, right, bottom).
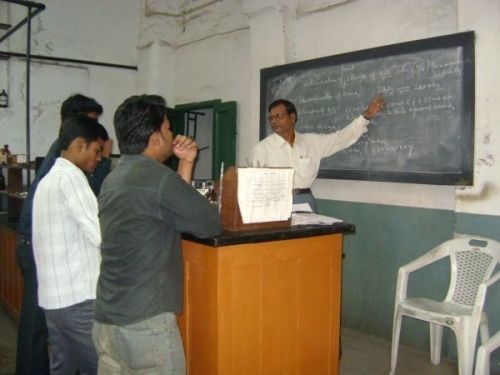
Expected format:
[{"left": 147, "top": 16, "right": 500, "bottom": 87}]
[
  {"left": 178, "top": 224, "right": 352, "bottom": 375},
  {"left": 219, "top": 166, "right": 291, "bottom": 231}
]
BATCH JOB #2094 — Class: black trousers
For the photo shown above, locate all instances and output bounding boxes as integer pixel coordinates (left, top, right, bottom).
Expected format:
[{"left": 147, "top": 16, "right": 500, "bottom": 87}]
[{"left": 16, "top": 240, "right": 50, "bottom": 375}]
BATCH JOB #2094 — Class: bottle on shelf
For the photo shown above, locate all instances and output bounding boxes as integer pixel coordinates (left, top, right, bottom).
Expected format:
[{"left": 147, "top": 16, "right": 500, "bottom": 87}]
[{"left": 1, "top": 144, "right": 12, "bottom": 164}]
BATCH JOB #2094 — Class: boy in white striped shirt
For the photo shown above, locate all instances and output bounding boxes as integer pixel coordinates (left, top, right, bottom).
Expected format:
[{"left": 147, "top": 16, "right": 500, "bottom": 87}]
[{"left": 32, "top": 114, "right": 103, "bottom": 375}]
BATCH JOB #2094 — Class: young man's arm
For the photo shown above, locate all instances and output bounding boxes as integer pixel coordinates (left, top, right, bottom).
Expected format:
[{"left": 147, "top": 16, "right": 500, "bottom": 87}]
[
  {"left": 159, "top": 172, "right": 221, "bottom": 239},
  {"left": 173, "top": 135, "right": 197, "bottom": 184},
  {"left": 64, "top": 172, "right": 101, "bottom": 247}
]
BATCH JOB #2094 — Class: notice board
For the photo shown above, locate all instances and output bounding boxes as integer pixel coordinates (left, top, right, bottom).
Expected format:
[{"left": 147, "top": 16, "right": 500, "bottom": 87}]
[{"left": 260, "top": 32, "right": 475, "bottom": 185}]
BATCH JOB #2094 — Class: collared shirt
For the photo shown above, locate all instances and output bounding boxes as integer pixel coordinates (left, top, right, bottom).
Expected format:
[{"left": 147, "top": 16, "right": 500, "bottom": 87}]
[
  {"left": 95, "top": 154, "right": 221, "bottom": 326},
  {"left": 32, "top": 157, "right": 101, "bottom": 310},
  {"left": 18, "top": 139, "right": 111, "bottom": 238},
  {"left": 250, "top": 115, "right": 370, "bottom": 189}
]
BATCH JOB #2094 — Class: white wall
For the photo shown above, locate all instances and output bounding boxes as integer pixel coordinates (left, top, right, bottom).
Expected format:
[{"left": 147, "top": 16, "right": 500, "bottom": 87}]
[
  {"left": 0, "top": 0, "right": 139, "bottom": 162},
  {"left": 174, "top": 29, "right": 252, "bottom": 160},
  {"left": 138, "top": 0, "right": 500, "bottom": 217}
]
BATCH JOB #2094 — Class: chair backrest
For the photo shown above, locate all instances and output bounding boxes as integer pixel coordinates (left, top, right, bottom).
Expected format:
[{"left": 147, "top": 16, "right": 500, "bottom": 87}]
[{"left": 443, "top": 237, "right": 500, "bottom": 307}]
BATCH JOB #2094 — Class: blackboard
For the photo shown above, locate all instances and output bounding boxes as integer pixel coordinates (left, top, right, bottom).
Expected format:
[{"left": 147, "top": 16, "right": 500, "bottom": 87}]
[{"left": 260, "top": 32, "right": 475, "bottom": 185}]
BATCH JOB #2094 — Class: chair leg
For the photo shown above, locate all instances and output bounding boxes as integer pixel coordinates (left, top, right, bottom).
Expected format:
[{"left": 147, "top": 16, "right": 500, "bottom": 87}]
[
  {"left": 474, "top": 331, "right": 500, "bottom": 375},
  {"left": 389, "top": 310, "right": 403, "bottom": 375},
  {"left": 456, "top": 331, "right": 475, "bottom": 375},
  {"left": 474, "top": 345, "right": 489, "bottom": 375},
  {"left": 479, "top": 313, "right": 489, "bottom": 345},
  {"left": 430, "top": 323, "right": 443, "bottom": 365}
]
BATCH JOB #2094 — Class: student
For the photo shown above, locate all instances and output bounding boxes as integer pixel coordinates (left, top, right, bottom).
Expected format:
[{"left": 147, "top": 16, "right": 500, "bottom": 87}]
[
  {"left": 32, "top": 114, "right": 103, "bottom": 375},
  {"left": 250, "top": 96, "right": 384, "bottom": 212},
  {"left": 93, "top": 94, "right": 221, "bottom": 374},
  {"left": 15, "top": 93, "right": 110, "bottom": 375}
]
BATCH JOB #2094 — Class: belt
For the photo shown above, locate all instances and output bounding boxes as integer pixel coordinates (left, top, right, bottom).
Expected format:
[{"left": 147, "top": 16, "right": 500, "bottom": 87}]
[{"left": 292, "top": 188, "right": 312, "bottom": 195}]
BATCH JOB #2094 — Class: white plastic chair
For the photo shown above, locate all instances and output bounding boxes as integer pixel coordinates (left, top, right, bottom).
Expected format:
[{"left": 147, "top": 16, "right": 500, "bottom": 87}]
[
  {"left": 389, "top": 236, "right": 500, "bottom": 375},
  {"left": 474, "top": 276, "right": 500, "bottom": 375},
  {"left": 474, "top": 330, "right": 500, "bottom": 375}
]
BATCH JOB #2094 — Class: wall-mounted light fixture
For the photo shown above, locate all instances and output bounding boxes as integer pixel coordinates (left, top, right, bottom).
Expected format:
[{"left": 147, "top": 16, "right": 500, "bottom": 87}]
[{"left": 0, "top": 89, "right": 8, "bottom": 108}]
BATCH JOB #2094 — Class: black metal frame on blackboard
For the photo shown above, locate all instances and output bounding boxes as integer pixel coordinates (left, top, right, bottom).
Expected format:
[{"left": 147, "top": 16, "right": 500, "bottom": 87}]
[{"left": 260, "top": 31, "right": 475, "bottom": 185}]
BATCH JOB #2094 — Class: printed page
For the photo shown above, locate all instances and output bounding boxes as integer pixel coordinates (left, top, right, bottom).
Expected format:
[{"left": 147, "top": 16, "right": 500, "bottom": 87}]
[{"left": 237, "top": 168, "right": 294, "bottom": 224}]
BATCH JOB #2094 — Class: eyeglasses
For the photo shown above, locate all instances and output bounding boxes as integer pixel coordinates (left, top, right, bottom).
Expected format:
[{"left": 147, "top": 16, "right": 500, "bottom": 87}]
[{"left": 267, "top": 112, "right": 289, "bottom": 122}]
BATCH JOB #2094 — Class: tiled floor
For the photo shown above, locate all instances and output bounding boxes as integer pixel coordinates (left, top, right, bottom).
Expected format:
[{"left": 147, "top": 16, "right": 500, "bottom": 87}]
[
  {"left": 0, "top": 304, "right": 457, "bottom": 375},
  {"left": 0, "top": 306, "right": 495, "bottom": 375},
  {"left": 340, "top": 328, "right": 457, "bottom": 375}
]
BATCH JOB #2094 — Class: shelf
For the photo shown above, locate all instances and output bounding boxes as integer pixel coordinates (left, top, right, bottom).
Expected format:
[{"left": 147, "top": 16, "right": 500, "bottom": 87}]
[
  {"left": 0, "top": 190, "right": 27, "bottom": 200},
  {"left": 0, "top": 162, "right": 35, "bottom": 170}
]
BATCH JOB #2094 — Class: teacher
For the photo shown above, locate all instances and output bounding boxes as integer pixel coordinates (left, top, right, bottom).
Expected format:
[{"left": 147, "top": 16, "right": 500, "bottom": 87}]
[{"left": 250, "top": 95, "right": 384, "bottom": 212}]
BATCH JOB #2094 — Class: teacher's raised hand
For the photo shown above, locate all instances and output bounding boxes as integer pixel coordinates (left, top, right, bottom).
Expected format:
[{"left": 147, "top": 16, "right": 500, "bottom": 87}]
[{"left": 363, "top": 95, "right": 385, "bottom": 120}]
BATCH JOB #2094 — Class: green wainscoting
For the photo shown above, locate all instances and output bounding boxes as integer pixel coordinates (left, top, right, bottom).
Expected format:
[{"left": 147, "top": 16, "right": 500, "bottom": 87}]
[{"left": 317, "top": 199, "right": 500, "bottom": 370}]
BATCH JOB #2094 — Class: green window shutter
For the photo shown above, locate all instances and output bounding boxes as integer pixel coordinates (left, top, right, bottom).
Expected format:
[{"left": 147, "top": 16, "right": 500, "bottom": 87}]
[
  {"left": 164, "top": 107, "right": 184, "bottom": 171},
  {"left": 213, "top": 101, "right": 237, "bottom": 179},
  {"left": 167, "top": 107, "right": 185, "bottom": 136}
]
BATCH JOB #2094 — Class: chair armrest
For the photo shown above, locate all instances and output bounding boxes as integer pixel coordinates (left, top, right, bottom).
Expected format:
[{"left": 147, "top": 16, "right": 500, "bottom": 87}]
[
  {"left": 395, "top": 268, "right": 410, "bottom": 304},
  {"left": 394, "top": 242, "right": 450, "bottom": 303},
  {"left": 474, "top": 272, "right": 500, "bottom": 314}
]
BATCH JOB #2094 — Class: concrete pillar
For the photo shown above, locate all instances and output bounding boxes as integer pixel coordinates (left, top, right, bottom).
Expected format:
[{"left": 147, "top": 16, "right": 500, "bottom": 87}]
[
  {"left": 137, "top": 42, "right": 176, "bottom": 107},
  {"left": 243, "top": 1, "right": 288, "bottom": 147},
  {"left": 137, "top": 0, "right": 179, "bottom": 106}
]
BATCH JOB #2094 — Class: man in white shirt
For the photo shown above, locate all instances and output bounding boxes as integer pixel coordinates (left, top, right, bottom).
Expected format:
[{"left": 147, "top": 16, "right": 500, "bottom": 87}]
[
  {"left": 250, "top": 96, "right": 384, "bottom": 211},
  {"left": 32, "top": 114, "right": 103, "bottom": 375}
]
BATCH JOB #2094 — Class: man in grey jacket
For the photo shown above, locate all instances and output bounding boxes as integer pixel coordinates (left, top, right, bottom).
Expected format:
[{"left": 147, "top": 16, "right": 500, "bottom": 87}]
[{"left": 93, "top": 94, "right": 221, "bottom": 374}]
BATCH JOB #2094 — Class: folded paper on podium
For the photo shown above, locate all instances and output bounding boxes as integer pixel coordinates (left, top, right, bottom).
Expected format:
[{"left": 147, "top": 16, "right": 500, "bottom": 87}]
[{"left": 220, "top": 167, "right": 293, "bottom": 231}]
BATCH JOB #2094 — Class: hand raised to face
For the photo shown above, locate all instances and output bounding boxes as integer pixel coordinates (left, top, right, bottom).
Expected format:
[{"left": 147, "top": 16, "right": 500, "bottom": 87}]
[{"left": 173, "top": 135, "right": 198, "bottom": 163}]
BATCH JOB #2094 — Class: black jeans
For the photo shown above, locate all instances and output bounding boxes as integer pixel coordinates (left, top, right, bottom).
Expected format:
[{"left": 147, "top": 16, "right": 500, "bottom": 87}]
[{"left": 15, "top": 239, "right": 50, "bottom": 375}]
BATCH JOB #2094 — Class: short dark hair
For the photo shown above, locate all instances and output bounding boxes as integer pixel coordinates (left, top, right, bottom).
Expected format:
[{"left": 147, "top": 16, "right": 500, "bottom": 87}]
[
  {"left": 268, "top": 99, "right": 297, "bottom": 122},
  {"left": 60, "top": 94, "right": 103, "bottom": 121},
  {"left": 113, "top": 94, "right": 167, "bottom": 154},
  {"left": 96, "top": 123, "right": 109, "bottom": 141},
  {"left": 59, "top": 114, "right": 102, "bottom": 150}
]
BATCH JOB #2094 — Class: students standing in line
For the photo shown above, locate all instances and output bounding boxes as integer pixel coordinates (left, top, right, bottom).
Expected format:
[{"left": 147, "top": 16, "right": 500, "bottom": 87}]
[{"left": 16, "top": 93, "right": 111, "bottom": 375}]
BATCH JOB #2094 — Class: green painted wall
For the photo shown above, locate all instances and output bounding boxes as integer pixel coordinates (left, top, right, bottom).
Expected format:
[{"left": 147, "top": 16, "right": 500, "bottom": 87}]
[{"left": 317, "top": 199, "right": 500, "bottom": 370}]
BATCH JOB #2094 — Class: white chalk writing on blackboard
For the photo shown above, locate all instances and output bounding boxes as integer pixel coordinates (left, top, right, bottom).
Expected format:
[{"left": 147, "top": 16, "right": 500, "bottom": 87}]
[{"left": 260, "top": 32, "right": 474, "bottom": 185}]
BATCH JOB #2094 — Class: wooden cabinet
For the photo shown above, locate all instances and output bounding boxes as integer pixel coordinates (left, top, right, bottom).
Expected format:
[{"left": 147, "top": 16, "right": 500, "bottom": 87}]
[
  {"left": 0, "top": 224, "right": 23, "bottom": 320},
  {"left": 179, "top": 227, "right": 349, "bottom": 375}
]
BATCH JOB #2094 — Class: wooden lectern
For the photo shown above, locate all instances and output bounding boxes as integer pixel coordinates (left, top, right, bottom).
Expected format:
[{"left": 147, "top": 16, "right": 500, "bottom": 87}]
[
  {"left": 179, "top": 226, "right": 349, "bottom": 375},
  {"left": 177, "top": 167, "right": 353, "bottom": 374},
  {"left": 219, "top": 166, "right": 291, "bottom": 231}
]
